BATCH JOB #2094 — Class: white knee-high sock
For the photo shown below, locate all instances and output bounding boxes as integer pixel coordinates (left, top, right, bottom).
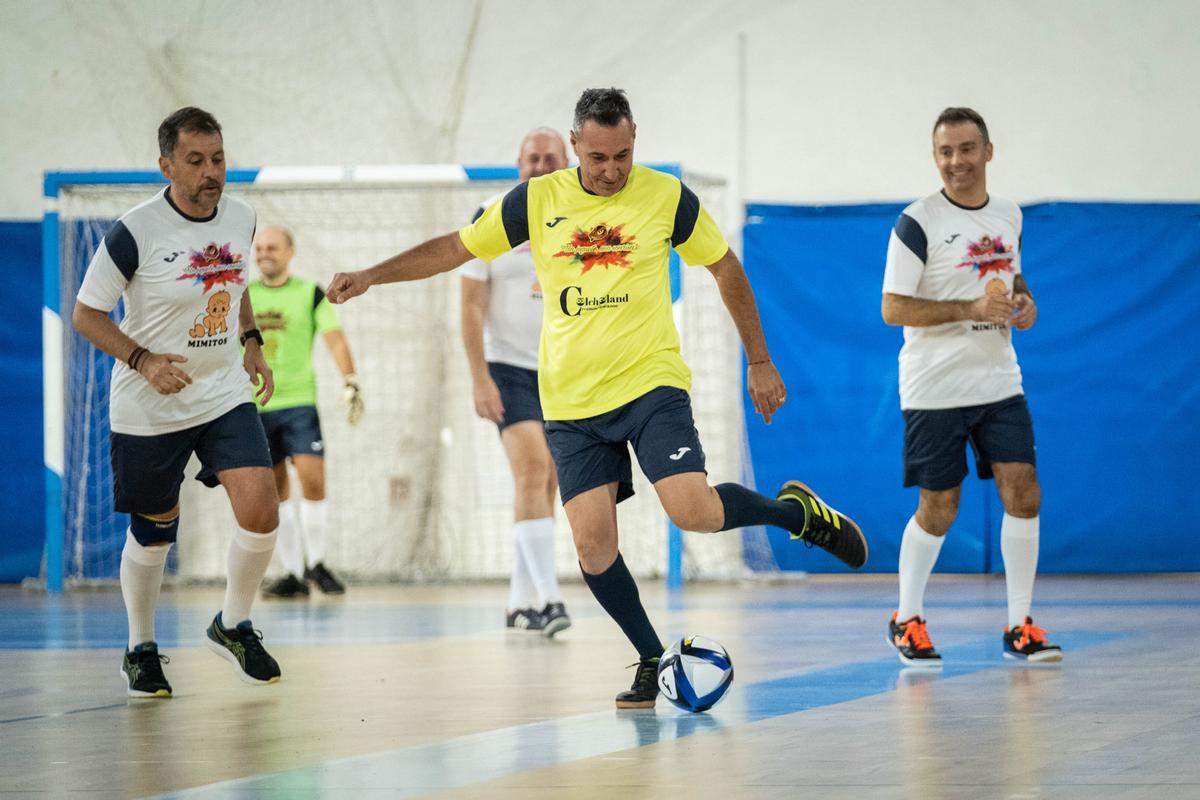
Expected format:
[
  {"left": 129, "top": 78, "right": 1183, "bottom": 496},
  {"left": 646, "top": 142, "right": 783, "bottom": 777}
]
[
  {"left": 515, "top": 518, "right": 561, "bottom": 608},
  {"left": 508, "top": 527, "right": 537, "bottom": 611},
  {"left": 274, "top": 500, "right": 304, "bottom": 578},
  {"left": 298, "top": 499, "right": 327, "bottom": 568},
  {"left": 121, "top": 530, "right": 172, "bottom": 649},
  {"left": 222, "top": 526, "right": 277, "bottom": 627},
  {"left": 897, "top": 516, "right": 945, "bottom": 621},
  {"left": 1001, "top": 513, "right": 1040, "bottom": 628}
]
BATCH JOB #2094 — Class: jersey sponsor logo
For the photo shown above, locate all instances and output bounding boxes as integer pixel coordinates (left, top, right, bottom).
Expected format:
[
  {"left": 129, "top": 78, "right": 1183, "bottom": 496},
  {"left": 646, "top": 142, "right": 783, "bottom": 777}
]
[
  {"left": 668, "top": 446, "right": 691, "bottom": 461},
  {"left": 311, "top": 441, "right": 323, "bottom": 452},
  {"left": 545, "top": 216, "right": 568, "bottom": 228},
  {"left": 955, "top": 234, "right": 1015, "bottom": 278},
  {"left": 255, "top": 310, "right": 286, "bottom": 332},
  {"left": 559, "top": 285, "right": 630, "bottom": 316},
  {"left": 553, "top": 223, "right": 637, "bottom": 274},
  {"left": 189, "top": 291, "right": 231, "bottom": 339},
  {"left": 164, "top": 250, "right": 185, "bottom": 263},
  {"left": 530, "top": 280, "right": 543, "bottom": 300},
  {"left": 176, "top": 242, "right": 246, "bottom": 291},
  {"left": 944, "top": 233, "right": 960, "bottom": 244}
]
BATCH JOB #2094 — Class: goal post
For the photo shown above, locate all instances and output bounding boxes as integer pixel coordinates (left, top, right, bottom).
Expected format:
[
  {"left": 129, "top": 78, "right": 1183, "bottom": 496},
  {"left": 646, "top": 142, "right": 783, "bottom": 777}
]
[{"left": 42, "top": 164, "right": 772, "bottom": 592}]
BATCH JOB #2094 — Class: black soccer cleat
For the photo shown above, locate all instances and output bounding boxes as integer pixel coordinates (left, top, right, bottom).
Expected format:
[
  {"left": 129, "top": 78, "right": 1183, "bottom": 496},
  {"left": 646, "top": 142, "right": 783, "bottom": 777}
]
[
  {"left": 262, "top": 573, "right": 310, "bottom": 599},
  {"left": 304, "top": 562, "right": 346, "bottom": 595},
  {"left": 205, "top": 613, "right": 282, "bottom": 684},
  {"left": 1003, "top": 616, "right": 1064, "bottom": 663},
  {"left": 505, "top": 607, "right": 545, "bottom": 633},
  {"left": 121, "top": 642, "right": 172, "bottom": 698},
  {"left": 776, "top": 480, "right": 868, "bottom": 568},
  {"left": 616, "top": 656, "right": 661, "bottom": 709},
  {"left": 540, "top": 602, "right": 572, "bottom": 638},
  {"left": 888, "top": 612, "right": 943, "bottom": 668}
]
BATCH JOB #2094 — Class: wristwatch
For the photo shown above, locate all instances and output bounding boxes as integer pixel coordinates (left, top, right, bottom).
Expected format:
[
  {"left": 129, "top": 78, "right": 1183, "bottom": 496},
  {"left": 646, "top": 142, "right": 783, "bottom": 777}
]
[{"left": 240, "top": 328, "right": 264, "bottom": 347}]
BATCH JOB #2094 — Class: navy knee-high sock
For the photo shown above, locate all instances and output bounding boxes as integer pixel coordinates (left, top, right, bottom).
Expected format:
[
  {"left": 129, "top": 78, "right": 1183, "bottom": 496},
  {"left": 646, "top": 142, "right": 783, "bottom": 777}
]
[
  {"left": 715, "top": 482, "right": 806, "bottom": 532},
  {"left": 581, "top": 553, "right": 663, "bottom": 660}
]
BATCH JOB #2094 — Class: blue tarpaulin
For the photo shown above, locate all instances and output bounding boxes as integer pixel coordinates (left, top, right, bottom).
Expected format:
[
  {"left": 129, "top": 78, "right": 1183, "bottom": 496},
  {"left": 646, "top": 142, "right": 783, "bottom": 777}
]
[{"left": 742, "top": 201, "right": 1200, "bottom": 573}]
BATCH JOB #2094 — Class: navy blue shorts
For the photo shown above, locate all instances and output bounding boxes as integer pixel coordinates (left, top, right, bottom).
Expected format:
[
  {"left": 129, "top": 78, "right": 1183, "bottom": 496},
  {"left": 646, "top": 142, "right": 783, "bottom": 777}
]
[
  {"left": 903, "top": 394, "right": 1037, "bottom": 491},
  {"left": 110, "top": 402, "right": 273, "bottom": 515},
  {"left": 259, "top": 405, "right": 325, "bottom": 463},
  {"left": 545, "top": 386, "right": 706, "bottom": 505},
  {"left": 489, "top": 362, "right": 544, "bottom": 432}
]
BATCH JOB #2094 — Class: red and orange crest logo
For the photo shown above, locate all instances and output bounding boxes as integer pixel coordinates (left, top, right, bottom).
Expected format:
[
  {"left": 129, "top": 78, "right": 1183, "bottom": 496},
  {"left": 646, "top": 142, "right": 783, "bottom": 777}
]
[{"left": 554, "top": 223, "right": 637, "bottom": 274}]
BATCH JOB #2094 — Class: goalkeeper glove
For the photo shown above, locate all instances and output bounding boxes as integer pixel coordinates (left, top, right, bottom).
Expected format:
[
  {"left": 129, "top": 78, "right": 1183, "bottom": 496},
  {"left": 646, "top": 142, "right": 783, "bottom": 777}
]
[{"left": 343, "top": 374, "right": 364, "bottom": 425}]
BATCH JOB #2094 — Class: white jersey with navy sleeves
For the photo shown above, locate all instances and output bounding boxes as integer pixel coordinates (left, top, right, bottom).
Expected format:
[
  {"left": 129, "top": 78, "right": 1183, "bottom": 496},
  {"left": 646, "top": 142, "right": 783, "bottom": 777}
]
[
  {"left": 882, "top": 190, "right": 1024, "bottom": 410},
  {"left": 458, "top": 192, "right": 542, "bottom": 371},
  {"left": 76, "top": 187, "right": 257, "bottom": 435}
]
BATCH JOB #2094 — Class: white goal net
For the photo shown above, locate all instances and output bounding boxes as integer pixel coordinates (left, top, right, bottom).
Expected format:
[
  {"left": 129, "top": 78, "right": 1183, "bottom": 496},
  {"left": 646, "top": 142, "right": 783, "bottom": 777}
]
[{"left": 53, "top": 167, "right": 772, "bottom": 585}]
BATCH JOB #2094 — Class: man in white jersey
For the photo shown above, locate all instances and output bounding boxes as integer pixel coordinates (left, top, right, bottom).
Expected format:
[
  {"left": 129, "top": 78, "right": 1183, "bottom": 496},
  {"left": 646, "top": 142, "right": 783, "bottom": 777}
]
[
  {"left": 882, "top": 107, "right": 1061, "bottom": 667},
  {"left": 460, "top": 128, "right": 571, "bottom": 636},
  {"left": 72, "top": 107, "right": 284, "bottom": 697}
]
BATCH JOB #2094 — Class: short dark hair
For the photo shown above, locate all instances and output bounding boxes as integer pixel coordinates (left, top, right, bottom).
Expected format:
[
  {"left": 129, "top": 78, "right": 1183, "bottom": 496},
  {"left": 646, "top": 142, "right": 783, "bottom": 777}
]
[
  {"left": 158, "top": 106, "right": 222, "bottom": 156},
  {"left": 933, "top": 107, "right": 989, "bottom": 144},
  {"left": 573, "top": 88, "right": 633, "bottom": 131}
]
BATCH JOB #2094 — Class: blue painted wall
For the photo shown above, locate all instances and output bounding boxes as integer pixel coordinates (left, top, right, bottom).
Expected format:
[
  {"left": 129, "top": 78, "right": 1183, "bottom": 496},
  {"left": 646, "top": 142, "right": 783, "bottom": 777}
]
[
  {"left": 743, "top": 201, "right": 1200, "bottom": 573},
  {"left": 0, "top": 221, "right": 44, "bottom": 581}
]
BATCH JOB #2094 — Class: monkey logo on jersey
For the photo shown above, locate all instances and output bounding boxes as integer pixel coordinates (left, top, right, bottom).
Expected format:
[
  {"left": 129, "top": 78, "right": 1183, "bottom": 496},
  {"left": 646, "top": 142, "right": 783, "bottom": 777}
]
[
  {"left": 177, "top": 242, "right": 246, "bottom": 291},
  {"left": 553, "top": 223, "right": 638, "bottom": 274},
  {"left": 956, "top": 234, "right": 1015, "bottom": 279}
]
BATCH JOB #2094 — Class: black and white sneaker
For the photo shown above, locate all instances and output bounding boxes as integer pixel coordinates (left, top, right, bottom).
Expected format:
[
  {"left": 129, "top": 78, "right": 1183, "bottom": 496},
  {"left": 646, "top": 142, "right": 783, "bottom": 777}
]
[
  {"left": 304, "top": 562, "right": 346, "bottom": 595},
  {"left": 616, "top": 656, "right": 661, "bottom": 709},
  {"left": 121, "top": 642, "right": 172, "bottom": 698},
  {"left": 262, "top": 573, "right": 309, "bottom": 599},
  {"left": 205, "top": 613, "right": 282, "bottom": 684},
  {"left": 776, "top": 480, "right": 868, "bottom": 568},
  {"left": 505, "top": 607, "right": 545, "bottom": 633},
  {"left": 1003, "top": 617, "right": 1064, "bottom": 663},
  {"left": 540, "top": 602, "right": 572, "bottom": 638}
]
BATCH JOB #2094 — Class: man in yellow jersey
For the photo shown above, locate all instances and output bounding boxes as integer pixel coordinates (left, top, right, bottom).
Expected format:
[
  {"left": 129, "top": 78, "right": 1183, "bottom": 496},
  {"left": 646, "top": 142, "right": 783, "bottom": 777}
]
[{"left": 328, "top": 88, "right": 868, "bottom": 708}]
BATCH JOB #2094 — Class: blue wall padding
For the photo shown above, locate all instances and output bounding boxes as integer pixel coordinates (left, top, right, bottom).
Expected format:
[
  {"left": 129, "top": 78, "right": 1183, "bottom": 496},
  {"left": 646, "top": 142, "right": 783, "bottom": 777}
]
[
  {"left": 0, "top": 221, "right": 45, "bottom": 581},
  {"left": 742, "top": 201, "right": 1200, "bottom": 573}
]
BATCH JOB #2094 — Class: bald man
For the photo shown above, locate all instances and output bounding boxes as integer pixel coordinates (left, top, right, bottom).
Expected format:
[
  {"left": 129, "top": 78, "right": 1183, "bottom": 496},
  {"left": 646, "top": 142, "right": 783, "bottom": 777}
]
[
  {"left": 461, "top": 129, "right": 572, "bottom": 636},
  {"left": 251, "top": 226, "right": 362, "bottom": 598}
]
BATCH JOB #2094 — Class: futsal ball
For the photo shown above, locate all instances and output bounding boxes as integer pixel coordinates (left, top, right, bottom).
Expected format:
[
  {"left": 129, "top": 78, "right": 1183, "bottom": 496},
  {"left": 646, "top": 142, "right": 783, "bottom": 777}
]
[{"left": 657, "top": 635, "right": 734, "bottom": 713}]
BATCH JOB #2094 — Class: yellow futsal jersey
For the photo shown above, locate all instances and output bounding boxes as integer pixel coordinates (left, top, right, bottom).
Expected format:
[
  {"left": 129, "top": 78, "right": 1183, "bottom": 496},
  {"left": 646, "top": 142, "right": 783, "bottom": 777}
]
[{"left": 459, "top": 165, "right": 730, "bottom": 420}]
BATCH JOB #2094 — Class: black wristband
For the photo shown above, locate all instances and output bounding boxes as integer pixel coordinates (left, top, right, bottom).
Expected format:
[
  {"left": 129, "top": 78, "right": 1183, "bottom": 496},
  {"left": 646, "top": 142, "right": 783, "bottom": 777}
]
[
  {"left": 127, "top": 346, "right": 148, "bottom": 371},
  {"left": 240, "top": 328, "right": 264, "bottom": 347}
]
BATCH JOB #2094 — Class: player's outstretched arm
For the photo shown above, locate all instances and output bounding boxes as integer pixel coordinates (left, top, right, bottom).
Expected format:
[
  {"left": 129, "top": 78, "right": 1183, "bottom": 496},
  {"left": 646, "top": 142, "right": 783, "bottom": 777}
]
[
  {"left": 882, "top": 292, "right": 1015, "bottom": 327},
  {"left": 704, "top": 249, "right": 786, "bottom": 425},
  {"left": 327, "top": 232, "right": 474, "bottom": 304},
  {"left": 72, "top": 300, "right": 192, "bottom": 395}
]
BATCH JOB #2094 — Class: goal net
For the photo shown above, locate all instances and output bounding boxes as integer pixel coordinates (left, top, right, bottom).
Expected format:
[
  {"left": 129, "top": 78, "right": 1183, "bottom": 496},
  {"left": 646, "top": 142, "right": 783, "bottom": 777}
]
[{"left": 46, "top": 166, "right": 776, "bottom": 586}]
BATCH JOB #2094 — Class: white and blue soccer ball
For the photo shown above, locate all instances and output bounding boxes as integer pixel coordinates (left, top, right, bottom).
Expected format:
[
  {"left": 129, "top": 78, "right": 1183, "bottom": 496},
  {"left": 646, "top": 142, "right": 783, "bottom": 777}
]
[{"left": 657, "top": 635, "right": 734, "bottom": 713}]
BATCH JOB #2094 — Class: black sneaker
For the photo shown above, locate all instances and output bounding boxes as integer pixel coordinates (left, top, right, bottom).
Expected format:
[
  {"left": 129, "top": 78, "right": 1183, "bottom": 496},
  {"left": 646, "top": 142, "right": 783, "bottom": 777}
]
[
  {"left": 888, "top": 612, "right": 942, "bottom": 668},
  {"left": 1003, "top": 616, "right": 1064, "bottom": 663},
  {"left": 121, "top": 642, "right": 172, "bottom": 698},
  {"left": 262, "top": 573, "right": 310, "bottom": 599},
  {"left": 616, "top": 656, "right": 661, "bottom": 709},
  {"left": 776, "top": 480, "right": 868, "bottom": 568},
  {"left": 539, "top": 602, "right": 572, "bottom": 638},
  {"left": 304, "top": 562, "right": 346, "bottom": 595},
  {"left": 505, "top": 607, "right": 545, "bottom": 633},
  {"left": 205, "top": 613, "right": 282, "bottom": 684}
]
